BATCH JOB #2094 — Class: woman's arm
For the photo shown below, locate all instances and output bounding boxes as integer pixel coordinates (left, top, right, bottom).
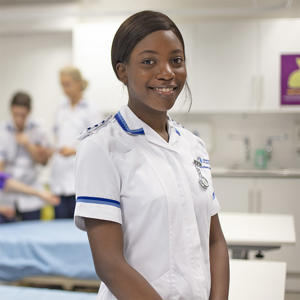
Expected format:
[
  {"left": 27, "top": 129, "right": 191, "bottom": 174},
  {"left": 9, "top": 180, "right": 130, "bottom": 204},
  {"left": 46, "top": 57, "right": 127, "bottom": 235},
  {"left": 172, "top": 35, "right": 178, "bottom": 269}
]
[
  {"left": 15, "top": 132, "right": 50, "bottom": 165},
  {"left": 209, "top": 214, "right": 230, "bottom": 300},
  {"left": 85, "top": 218, "right": 163, "bottom": 300},
  {"left": 4, "top": 177, "right": 60, "bottom": 206}
]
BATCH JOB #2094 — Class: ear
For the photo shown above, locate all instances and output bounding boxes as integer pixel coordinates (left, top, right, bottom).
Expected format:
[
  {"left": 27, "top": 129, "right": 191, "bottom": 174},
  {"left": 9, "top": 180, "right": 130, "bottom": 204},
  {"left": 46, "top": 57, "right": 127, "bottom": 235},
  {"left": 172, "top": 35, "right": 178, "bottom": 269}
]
[{"left": 116, "top": 62, "right": 128, "bottom": 85}]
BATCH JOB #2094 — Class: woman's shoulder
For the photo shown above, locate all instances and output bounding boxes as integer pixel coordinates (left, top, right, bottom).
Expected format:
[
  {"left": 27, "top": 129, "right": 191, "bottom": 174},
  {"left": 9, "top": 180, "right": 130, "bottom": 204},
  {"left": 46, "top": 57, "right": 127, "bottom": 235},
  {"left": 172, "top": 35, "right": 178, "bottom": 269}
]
[
  {"left": 78, "top": 114, "right": 125, "bottom": 153},
  {"left": 169, "top": 118, "right": 207, "bottom": 149}
]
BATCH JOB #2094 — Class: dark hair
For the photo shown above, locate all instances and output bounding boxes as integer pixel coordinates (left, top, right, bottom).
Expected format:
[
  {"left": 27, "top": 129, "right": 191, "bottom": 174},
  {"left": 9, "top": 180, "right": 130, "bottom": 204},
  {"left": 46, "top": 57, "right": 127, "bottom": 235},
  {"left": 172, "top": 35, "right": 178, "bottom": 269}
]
[
  {"left": 111, "top": 10, "right": 192, "bottom": 110},
  {"left": 10, "top": 92, "right": 31, "bottom": 111}
]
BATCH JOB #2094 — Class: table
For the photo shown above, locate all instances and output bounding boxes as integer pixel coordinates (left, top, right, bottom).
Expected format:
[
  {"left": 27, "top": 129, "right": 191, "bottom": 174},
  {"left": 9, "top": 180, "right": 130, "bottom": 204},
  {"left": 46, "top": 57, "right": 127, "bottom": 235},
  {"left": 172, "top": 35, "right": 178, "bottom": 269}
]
[{"left": 219, "top": 212, "right": 296, "bottom": 259}]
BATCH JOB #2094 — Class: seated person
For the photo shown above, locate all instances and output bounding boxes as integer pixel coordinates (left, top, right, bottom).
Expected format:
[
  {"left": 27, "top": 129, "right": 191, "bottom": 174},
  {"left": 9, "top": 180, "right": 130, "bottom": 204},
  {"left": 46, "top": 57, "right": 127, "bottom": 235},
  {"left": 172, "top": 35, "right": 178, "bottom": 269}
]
[{"left": 0, "top": 92, "right": 53, "bottom": 221}]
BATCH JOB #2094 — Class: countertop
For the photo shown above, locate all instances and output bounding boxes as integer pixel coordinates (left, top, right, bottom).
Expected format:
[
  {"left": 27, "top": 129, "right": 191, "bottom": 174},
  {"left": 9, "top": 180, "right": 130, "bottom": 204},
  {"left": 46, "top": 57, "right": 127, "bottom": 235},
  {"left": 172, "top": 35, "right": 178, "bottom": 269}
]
[{"left": 212, "top": 167, "right": 300, "bottom": 178}]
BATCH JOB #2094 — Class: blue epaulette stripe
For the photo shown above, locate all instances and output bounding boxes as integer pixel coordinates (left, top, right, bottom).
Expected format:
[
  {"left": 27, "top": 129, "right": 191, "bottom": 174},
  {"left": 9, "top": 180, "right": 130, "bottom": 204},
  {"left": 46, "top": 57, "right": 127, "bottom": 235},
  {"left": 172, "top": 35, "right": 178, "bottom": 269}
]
[
  {"left": 175, "top": 128, "right": 181, "bottom": 136},
  {"left": 77, "top": 196, "right": 121, "bottom": 208},
  {"left": 114, "top": 112, "right": 145, "bottom": 135},
  {"left": 200, "top": 166, "right": 211, "bottom": 170},
  {"left": 212, "top": 192, "right": 215, "bottom": 200}
]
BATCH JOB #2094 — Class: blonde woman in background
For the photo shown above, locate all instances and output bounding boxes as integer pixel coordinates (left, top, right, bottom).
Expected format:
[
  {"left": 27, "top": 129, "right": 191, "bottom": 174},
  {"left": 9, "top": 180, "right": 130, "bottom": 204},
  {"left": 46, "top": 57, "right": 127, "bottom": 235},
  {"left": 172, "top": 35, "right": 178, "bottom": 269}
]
[{"left": 51, "top": 66, "right": 102, "bottom": 219}]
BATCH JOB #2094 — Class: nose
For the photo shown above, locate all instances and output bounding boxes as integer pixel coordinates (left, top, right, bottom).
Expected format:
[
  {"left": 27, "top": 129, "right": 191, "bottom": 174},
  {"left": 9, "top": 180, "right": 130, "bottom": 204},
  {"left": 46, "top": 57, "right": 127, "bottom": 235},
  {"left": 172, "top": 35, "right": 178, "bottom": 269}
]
[{"left": 156, "top": 62, "right": 175, "bottom": 81}]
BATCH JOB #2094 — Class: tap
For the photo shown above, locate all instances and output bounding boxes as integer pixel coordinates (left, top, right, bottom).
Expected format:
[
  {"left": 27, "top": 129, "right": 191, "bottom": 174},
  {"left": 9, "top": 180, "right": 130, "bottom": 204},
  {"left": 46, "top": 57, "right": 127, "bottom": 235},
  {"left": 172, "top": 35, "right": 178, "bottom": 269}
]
[
  {"left": 265, "top": 134, "right": 288, "bottom": 161},
  {"left": 228, "top": 134, "right": 251, "bottom": 163}
]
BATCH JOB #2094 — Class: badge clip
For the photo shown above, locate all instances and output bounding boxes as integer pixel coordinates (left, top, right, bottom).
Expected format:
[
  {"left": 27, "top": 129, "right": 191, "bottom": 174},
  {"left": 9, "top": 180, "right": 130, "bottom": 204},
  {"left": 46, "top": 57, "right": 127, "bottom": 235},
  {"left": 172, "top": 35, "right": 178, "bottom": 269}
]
[{"left": 193, "top": 159, "right": 209, "bottom": 190}]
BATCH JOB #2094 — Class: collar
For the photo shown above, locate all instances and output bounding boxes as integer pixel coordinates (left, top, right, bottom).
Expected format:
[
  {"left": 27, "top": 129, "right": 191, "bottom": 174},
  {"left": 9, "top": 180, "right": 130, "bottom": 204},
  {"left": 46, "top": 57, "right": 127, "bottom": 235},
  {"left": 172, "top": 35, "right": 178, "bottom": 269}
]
[
  {"left": 115, "top": 105, "right": 181, "bottom": 148},
  {"left": 6, "top": 117, "right": 36, "bottom": 133},
  {"left": 63, "top": 97, "right": 88, "bottom": 109}
]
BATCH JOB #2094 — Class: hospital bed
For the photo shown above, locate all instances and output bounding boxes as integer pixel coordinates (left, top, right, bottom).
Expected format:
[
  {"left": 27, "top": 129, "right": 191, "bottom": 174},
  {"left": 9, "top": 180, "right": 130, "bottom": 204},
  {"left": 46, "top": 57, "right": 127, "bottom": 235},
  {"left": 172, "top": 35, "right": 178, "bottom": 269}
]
[
  {"left": 0, "top": 219, "right": 99, "bottom": 289},
  {"left": 0, "top": 285, "right": 97, "bottom": 300}
]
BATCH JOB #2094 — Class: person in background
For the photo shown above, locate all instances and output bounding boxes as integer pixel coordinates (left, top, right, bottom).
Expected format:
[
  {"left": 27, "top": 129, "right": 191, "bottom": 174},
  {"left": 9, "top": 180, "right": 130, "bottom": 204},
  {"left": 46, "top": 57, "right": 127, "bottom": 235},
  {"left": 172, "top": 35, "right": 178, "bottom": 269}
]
[
  {"left": 50, "top": 66, "right": 102, "bottom": 219},
  {"left": 0, "top": 171, "right": 59, "bottom": 223},
  {"left": 0, "top": 91, "right": 52, "bottom": 221}
]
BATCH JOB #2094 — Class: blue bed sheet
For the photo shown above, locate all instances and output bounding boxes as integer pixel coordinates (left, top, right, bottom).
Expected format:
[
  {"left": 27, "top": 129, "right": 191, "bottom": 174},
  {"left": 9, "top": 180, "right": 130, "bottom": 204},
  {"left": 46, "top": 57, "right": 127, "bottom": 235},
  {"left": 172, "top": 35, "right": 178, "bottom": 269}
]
[
  {"left": 0, "top": 220, "right": 98, "bottom": 281},
  {"left": 0, "top": 285, "right": 97, "bottom": 300}
]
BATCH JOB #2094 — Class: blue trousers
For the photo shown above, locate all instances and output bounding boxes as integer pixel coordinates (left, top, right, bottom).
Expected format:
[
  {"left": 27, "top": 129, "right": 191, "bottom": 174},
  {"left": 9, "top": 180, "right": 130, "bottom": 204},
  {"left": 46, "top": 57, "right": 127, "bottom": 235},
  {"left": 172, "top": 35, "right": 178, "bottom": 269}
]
[
  {"left": 55, "top": 195, "right": 76, "bottom": 219},
  {"left": 0, "top": 214, "right": 15, "bottom": 224},
  {"left": 19, "top": 209, "right": 41, "bottom": 221}
]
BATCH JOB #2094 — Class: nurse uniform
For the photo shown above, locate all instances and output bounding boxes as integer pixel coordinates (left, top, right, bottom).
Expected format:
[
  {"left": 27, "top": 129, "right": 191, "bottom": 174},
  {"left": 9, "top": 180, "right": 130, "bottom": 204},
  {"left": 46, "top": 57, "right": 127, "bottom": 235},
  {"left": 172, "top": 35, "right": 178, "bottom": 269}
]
[
  {"left": 0, "top": 118, "right": 49, "bottom": 221},
  {"left": 51, "top": 98, "right": 101, "bottom": 218},
  {"left": 74, "top": 105, "right": 221, "bottom": 300}
]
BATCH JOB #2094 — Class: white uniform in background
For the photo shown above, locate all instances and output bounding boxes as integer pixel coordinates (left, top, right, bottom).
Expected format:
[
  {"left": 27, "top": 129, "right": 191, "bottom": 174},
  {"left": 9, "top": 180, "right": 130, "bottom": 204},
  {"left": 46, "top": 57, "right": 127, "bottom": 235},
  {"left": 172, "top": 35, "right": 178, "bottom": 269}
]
[
  {"left": 74, "top": 105, "right": 221, "bottom": 300},
  {"left": 50, "top": 98, "right": 102, "bottom": 196},
  {"left": 0, "top": 119, "right": 48, "bottom": 212}
]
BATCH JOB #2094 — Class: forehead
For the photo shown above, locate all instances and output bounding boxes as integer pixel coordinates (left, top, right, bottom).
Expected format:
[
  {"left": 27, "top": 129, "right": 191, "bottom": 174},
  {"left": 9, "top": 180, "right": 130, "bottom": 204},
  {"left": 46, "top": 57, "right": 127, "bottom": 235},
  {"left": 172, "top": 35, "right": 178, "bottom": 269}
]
[
  {"left": 11, "top": 105, "right": 29, "bottom": 114},
  {"left": 131, "top": 30, "right": 184, "bottom": 56}
]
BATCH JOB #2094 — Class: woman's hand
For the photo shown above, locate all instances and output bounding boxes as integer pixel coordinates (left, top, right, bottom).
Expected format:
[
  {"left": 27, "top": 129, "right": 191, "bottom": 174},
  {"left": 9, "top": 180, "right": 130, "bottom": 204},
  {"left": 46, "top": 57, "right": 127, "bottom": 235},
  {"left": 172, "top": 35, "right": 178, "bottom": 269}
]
[
  {"left": 0, "top": 206, "right": 16, "bottom": 219},
  {"left": 38, "top": 190, "right": 60, "bottom": 206},
  {"left": 59, "top": 147, "right": 76, "bottom": 157}
]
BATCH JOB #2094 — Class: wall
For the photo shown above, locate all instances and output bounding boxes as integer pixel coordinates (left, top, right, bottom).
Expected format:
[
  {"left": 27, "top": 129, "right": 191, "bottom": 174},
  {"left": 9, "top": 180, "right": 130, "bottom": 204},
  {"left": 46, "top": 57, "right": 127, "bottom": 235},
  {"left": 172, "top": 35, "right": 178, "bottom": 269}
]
[
  {"left": 173, "top": 111, "right": 300, "bottom": 170},
  {"left": 0, "top": 31, "right": 72, "bottom": 134}
]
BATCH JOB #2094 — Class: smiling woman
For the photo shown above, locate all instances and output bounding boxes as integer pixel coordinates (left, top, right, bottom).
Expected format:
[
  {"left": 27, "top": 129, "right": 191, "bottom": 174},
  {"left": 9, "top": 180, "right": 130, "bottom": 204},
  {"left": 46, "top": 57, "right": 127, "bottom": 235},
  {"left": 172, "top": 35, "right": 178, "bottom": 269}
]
[{"left": 74, "top": 10, "right": 229, "bottom": 300}]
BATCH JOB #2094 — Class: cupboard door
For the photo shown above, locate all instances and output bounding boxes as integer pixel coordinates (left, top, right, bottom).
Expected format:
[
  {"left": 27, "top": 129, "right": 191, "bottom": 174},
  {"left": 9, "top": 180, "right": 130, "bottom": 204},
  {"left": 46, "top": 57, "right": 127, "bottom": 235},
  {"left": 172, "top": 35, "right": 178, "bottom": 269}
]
[
  {"left": 190, "top": 21, "right": 258, "bottom": 112},
  {"left": 257, "top": 178, "right": 300, "bottom": 278},
  {"left": 212, "top": 177, "right": 254, "bottom": 212}
]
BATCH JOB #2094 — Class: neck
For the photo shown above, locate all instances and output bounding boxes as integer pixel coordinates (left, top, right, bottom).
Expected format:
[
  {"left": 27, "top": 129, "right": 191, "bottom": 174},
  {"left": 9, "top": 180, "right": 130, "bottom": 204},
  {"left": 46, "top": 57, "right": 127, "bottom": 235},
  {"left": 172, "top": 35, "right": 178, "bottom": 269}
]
[
  {"left": 128, "top": 101, "right": 169, "bottom": 141},
  {"left": 70, "top": 93, "right": 82, "bottom": 107}
]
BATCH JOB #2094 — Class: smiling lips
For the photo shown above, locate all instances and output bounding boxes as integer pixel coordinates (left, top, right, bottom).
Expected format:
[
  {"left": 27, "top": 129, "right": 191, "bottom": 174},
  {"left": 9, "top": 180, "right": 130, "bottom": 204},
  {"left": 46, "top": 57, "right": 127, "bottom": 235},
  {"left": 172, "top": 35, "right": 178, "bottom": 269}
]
[{"left": 150, "top": 86, "right": 177, "bottom": 96}]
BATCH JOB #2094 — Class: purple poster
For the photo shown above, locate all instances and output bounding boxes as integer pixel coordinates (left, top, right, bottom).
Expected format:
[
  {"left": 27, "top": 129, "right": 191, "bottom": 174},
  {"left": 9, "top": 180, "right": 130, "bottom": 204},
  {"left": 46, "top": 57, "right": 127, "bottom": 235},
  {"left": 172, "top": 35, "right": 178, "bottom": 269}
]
[{"left": 281, "top": 54, "right": 300, "bottom": 105}]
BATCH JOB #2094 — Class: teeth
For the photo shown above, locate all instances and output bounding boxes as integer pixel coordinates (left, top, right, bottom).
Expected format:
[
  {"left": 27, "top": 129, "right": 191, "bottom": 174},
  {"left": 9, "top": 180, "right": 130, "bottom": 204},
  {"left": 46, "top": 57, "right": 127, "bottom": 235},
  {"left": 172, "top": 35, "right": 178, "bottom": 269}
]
[{"left": 154, "top": 87, "right": 174, "bottom": 92}]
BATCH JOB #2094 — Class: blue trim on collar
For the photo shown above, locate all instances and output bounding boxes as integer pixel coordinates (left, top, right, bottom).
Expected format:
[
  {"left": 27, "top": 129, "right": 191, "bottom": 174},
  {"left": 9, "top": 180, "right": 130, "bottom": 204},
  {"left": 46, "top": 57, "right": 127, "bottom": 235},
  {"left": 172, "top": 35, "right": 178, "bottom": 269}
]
[{"left": 114, "top": 111, "right": 145, "bottom": 135}]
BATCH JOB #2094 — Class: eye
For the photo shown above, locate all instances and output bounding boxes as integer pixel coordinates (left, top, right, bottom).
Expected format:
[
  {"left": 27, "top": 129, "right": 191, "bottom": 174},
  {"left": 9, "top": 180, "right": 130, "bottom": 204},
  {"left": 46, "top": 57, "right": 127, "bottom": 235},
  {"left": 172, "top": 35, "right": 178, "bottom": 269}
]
[
  {"left": 172, "top": 57, "right": 184, "bottom": 65},
  {"left": 142, "top": 59, "right": 155, "bottom": 65}
]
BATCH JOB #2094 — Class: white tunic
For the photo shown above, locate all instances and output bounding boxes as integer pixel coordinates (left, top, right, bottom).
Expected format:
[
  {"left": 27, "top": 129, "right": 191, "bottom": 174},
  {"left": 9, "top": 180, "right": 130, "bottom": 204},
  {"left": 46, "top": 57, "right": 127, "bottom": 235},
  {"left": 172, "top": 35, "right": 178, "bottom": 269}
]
[
  {"left": 74, "top": 105, "right": 221, "bottom": 300},
  {"left": 50, "top": 98, "right": 102, "bottom": 195},
  {"left": 0, "top": 118, "right": 48, "bottom": 212}
]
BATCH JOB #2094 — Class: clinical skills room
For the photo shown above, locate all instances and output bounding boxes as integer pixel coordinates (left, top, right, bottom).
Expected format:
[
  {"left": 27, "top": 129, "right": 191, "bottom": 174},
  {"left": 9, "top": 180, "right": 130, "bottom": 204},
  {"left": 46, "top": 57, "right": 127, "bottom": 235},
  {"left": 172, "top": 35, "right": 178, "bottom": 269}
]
[{"left": 0, "top": 0, "right": 299, "bottom": 299}]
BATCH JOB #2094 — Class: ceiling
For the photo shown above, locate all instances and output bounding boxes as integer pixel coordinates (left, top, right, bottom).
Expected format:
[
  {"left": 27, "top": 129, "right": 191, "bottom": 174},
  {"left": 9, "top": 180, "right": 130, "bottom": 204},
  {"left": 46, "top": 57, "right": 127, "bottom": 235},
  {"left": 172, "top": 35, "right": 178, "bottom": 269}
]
[{"left": 0, "top": 0, "right": 300, "bottom": 34}]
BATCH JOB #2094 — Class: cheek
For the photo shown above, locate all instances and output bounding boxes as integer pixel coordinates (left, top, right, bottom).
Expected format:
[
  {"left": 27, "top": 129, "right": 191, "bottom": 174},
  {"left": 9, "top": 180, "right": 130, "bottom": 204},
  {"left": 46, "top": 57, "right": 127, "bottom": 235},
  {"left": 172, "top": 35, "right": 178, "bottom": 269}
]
[{"left": 127, "top": 72, "right": 148, "bottom": 92}]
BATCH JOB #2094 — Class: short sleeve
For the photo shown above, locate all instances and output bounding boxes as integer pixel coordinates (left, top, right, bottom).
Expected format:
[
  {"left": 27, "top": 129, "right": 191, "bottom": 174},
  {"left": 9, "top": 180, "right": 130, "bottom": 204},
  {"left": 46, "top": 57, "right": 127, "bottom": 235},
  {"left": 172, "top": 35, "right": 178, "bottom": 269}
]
[
  {"left": 209, "top": 189, "right": 221, "bottom": 217},
  {"left": 74, "top": 137, "right": 122, "bottom": 231}
]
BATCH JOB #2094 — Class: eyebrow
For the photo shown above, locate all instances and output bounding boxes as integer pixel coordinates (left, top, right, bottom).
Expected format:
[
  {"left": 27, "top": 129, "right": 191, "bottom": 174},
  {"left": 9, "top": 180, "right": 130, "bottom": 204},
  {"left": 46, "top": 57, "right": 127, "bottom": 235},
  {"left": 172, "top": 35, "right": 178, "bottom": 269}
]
[{"left": 138, "top": 49, "right": 184, "bottom": 55}]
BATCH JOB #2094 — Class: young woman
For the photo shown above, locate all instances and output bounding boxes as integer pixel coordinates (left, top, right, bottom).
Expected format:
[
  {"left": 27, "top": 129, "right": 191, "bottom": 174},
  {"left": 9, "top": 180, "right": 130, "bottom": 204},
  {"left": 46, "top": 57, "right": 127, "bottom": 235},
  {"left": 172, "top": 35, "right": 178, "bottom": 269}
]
[
  {"left": 0, "top": 92, "right": 51, "bottom": 221},
  {"left": 74, "top": 11, "right": 229, "bottom": 300},
  {"left": 51, "top": 66, "right": 102, "bottom": 219}
]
